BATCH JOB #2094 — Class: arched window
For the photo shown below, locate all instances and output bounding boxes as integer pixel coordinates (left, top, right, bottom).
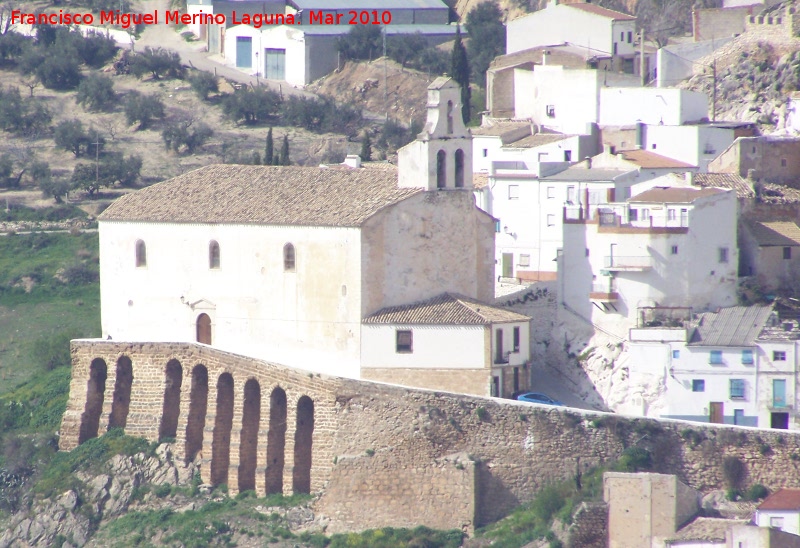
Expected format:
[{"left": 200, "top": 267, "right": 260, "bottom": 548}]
[
  {"left": 436, "top": 150, "right": 446, "bottom": 189},
  {"left": 446, "top": 100, "right": 453, "bottom": 134},
  {"left": 209, "top": 240, "right": 220, "bottom": 269},
  {"left": 135, "top": 240, "right": 147, "bottom": 267},
  {"left": 455, "top": 149, "right": 465, "bottom": 188},
  {"left": 283, "top": 243, "right": 295, "bottom": 271}
]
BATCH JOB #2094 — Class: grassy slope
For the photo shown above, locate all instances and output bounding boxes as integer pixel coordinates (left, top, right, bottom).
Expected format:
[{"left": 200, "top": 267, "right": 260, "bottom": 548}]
[{"left": 0, "top": 231, "right": 100, "bottom": 393}]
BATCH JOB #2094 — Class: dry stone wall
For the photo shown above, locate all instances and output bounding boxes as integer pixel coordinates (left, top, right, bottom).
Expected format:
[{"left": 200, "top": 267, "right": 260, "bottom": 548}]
[{"left": 62, "top": 340, "right": 800, "bottom": 533}]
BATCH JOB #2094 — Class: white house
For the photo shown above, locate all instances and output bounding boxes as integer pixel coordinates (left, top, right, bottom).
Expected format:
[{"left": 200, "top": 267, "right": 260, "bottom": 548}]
[
  {"left": 512, "top": 65, "right": 708, "bottom": 136},
  {"left": 97, "top": 78, "right": 511, "bottom": 396},
  {"left": 224, "top": 23, "right": 459, "bottom": 85},
  {"left": 641, "top": 124, "right": 737, "bottom": 172},
  {"left": 561, "top": 183, "right": 739, "bottom": 331},
  {"left": 507, "top": 0, "right": 637, "bottom": 65},
  {"left": 756, "top": 489, "right": 800, "bottom": 535},
  {"left": 361, "top": 293, "right": 531, "bottom": 397}
]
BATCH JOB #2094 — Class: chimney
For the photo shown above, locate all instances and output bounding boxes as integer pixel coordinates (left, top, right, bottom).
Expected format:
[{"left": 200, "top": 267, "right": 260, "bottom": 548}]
[
  {"left": 344, "top": 154, "right": 362, "bottom": 169},
  {"left": 685, "top": 171, "right": 694, "bottom": 186},
  {"left": 603, "top": 143, "right": 616, "bottom": 155},
  {"left": 584, "top": 156, "right": 592, "bottom": 169},
  {"left": 746, "top": 168, "right": 757, "bottom": 181},
  {"left": 542, "top": 50, "right": 550, "bottom": 65},
  {"left": 635, "top": 122, "right": 644, "bottom": 150}
]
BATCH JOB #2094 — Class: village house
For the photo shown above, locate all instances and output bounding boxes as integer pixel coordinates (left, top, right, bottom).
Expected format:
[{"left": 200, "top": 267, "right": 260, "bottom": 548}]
[
  {"left": 561, "top": 183, "right": 739, "bottom": 330},
  {"left": 186, "top": 0, "right": 285, "bottom": 54},
  {"left": 219, "top": 0, "right": 456, "bottom": 85},
  {"left": 96, "top": 78, "right": 525, "bottom": 397},
  {"left": 740, "top": 220, "right": 800, "bottom": 288},
  {"left": 756, "top": 488, "right": 800, "bottom": 535},
  {"left": 506, "top": 0, "right": 638, "bottom": 73},
  {"left": 709, "top": 135, "right": 800, "bottom": 185}
]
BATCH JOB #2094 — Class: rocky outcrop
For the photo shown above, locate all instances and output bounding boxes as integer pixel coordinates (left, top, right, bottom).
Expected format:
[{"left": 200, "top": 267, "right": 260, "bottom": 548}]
[{"left": 0, "top": 444, "right": 197, "bottom": 548}]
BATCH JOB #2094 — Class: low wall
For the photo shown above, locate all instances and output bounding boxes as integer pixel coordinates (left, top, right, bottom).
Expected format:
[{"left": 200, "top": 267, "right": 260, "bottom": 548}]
[{"left": 62, "top": 340, "right": 800, "bottom": 533}]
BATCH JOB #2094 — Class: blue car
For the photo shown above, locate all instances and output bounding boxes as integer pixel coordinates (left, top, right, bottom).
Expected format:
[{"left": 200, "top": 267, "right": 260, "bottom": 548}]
[{"left": 515, "top": 392, "right": 564, "bottom": 406}]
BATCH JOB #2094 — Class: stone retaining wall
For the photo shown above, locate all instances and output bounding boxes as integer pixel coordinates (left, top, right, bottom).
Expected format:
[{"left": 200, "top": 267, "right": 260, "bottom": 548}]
[{"left": 62, "top": 340, "right": 800, "bottom": 533}]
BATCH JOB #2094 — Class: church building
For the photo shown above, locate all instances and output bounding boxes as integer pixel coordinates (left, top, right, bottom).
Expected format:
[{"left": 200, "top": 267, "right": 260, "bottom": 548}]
[{"left": 97, "top": 78, "right": 531, "bottom": 396}]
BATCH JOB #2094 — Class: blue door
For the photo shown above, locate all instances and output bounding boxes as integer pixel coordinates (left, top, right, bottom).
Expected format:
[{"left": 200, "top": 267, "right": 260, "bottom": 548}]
[
  {"left": 236, "top": 37, "right": 252, "bottom": 68},
  {"left": 264, "top": 48, "right": 286, "bottom": 80},
  {"left": 774, "top": 379, "right": 787, "bottom": 408}
]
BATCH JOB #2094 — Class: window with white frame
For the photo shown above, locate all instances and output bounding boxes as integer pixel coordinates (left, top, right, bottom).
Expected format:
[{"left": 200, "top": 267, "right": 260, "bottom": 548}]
[
  {"left": 396, "top": 330, "right": 413, "bottom": 353},
  {"left": 692, "top": 379, "right": 704, "bottom": 392},
  {"left": 547, "top": 187, "right": 555, "bottom": 199},
  {"left": 519, "top": 254, "right": 530, "bottom": 267},
  {"left": 668, "top": 209, "right": 676, "bottom": 221},
  {"left": 718, "top": 247, "right": 729, "bottom": 263},
  {"left": 710, "top": 350, "right": 723, "bottom": 364},
  {"left": 741, "top": 349, "right": 754, "bottom": 364},
  {"left": 547, "top": 214, "right": 555, "bottom": 227},
  {"left": 641, "top": 209, "right": 650, "bottom": 221},
  {"left": 508, "top": 185, "right": 519, "bottom": 199},
  {"left": 774, "top": 350, "right": 787, "bottom": 361}
]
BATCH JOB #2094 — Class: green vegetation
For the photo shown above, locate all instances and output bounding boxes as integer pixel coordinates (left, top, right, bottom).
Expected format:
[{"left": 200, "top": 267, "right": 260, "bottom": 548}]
[
  {"left": 478, "top": 452, "right": 659, "bottom": 547},
  {"left": 0, "top": 232, "right": 100, "bottom": 391},
  {"left": 326, "top": 527, "right": 463, "bottom": 548}
]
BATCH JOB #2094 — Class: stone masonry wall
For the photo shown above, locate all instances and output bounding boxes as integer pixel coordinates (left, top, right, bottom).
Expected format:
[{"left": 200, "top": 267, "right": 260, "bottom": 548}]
[
  {"left": 567, "top": 502, "right": 608, "bottom": 548},
  {"left": 63, "top": 340, "right": 800, "bottom": 534}
]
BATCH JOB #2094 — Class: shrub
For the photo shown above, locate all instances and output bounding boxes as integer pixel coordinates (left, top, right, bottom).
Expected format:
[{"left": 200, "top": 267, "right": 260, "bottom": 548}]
[
  {"left": 36, "top": 54, "right": 81, "bottom": 90},
  {"left": 616, "top": 447, "right": 653, "bottom": 472},
  {"left": 531, "top": 484, "right": 566, "bottom": 523},
  {"left": 476, "top": 406, "right": 488, "bottom": 421},
  {"left": 76, "top": 73, "right": 116, "bottom": 112},
  {"left": 189, "top": 71, "right": 218, "bottom": 100},
  {"left": 0, "top": 86, "right": 51, "bottom": 135},
  {"left": 75, "top": 31, "right": 118, "bottom": 68},
  {"left": 222, "top": 87, "right": 281, "bottom": 125},
  {"left": 744, "top": 484, "right": 769, "bottom": 501},
  {"left": 130, "top": 47, "right": 184, "bottom": 80},
  {"left": 722, "top": 456, "right": 746, "bottom": 490},
  {"left": 336, "top": 26, "right": 382, "bottom": 61},
  {"left": 281, "top": 95, "right": 363, "bottom": 134},
  {"left": 124, "top": 91, "right": 165, "bottom": 129},
  {"left": 161, "top": 119, "right": 214, "bottom": 153},
  {"left": 54, "top": 120, "right": 88, "bottom": 156}
]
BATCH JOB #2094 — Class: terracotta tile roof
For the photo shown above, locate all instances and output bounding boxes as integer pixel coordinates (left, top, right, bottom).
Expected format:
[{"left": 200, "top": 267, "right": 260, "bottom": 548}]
[
  {"left": 758, "top": 488, "right": 800, "bottom": 510},
  {"left": 504, "top": 133, "right": 572, "bottom": 149},
  {"left": 363, "top": 293, "right": 530, "bottom": 325},
  {"left": 747, "top": 221, "right": 800, "bottom": 247},
  {"left": 693, "top": 173, "right": 754, "bottom": 199},
  {"left": 616, "top": 150, "right": 695, "bottom": 169},
  {"left": 759, "top": 183, "right": 800, "bottom": 204},
  {"left": 666, "top": 517, "right": 748, "bottom": 544},
  {"left": 566, "top": 3, "right": 636, "bottom": 20},
  {"left": 628, "top": 186, "right": 726, "bottom": 203},
  {"left": 99, "top": 164, "right": 422, "bottom": 227}
]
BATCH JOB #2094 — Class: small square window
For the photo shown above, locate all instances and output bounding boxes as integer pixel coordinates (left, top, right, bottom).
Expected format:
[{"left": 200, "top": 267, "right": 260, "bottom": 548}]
[
  {"left": 718, "top": 247, "right": 729, "bottom": 263},
  {"left": 564, "top": 150, "right": 572, "bottom": 162},
  {"left": 508, "top": 185, "right": 520, "bottom": 199},
  {"left": 771, "top": 516, "right": 785, "bottom": 529},
  {"left": 641, "top": 209, "right": 650, "bottom": 221},
  {"left": 482, "top": 148, "right": 488, "bottom": 157},
  {"left": 629, "top": 209, "right": 638, "bottom": 221},
  {"left": 730, "top": 378, "right": 745, "bottom": 399},
  {"left": 710, "top": 350, "right": 723, "bottom": 364},
  {"left": 668, "top": 209, "right": 676, "bottom": 221},
  {"left": 513, "top": 326, "right": 521, "bottom": 352},
  {"left": 784, "top": 247, "right": 792, "bottom": 260},
  {"left": 495, "top": 220, "right": 501, "bottom": 233},
  {"left": 652, "top": 143, "right": 657, "bottom": 150},
  {"left": 692, "top": 379, "right": 704, "bottom": 392},
  {"left": 782, "top": 158, "right": 787, "bottom": 167},
  {"left": 742, "top": 349, "right": 754, "bottom": 365},
  {"left": 396, "top": 330, "right": 413, "bottom": 353},
  {"left": 673, "top": 350, "right": 680, "bottom": 359},
  {"left": 774, "top": 351, "right": 787, "bottom": 361},
  {"left": 547, "top": 214, "right": 555, "bottom": 227},
  {"left": 547, "top": 186, "right": 555, "bottom": 199},
  {"left": 671, "top": 245, "right": 679, "bottom": 255},
  {"left": 519, "top": 254, "right": 530, "bottom": 267},
  {"left": 546, "top": 105, "right": 555, "bottom": 118}
]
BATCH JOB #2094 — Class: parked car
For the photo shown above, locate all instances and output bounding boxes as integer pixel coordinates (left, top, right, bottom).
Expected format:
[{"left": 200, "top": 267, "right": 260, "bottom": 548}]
[{"left": 515, "top": 392, "right": 564, "bottom": 406}]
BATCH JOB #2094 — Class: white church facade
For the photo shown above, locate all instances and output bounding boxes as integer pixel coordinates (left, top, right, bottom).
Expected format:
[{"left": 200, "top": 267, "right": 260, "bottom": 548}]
[{"left": 98, "top": 78, "right": 531, "bottom": 397}]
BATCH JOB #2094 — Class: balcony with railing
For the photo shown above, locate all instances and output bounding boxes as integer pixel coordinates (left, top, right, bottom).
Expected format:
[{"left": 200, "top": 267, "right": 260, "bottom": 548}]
[
  {"left": 563, "top": 203, "right": 690, "bottom": 234},
  {"left": 589, "top": 281, "right": 619, "bottom": 302},
  {"left": 603, "top": 255, "right": 653, "bottom": 271}
]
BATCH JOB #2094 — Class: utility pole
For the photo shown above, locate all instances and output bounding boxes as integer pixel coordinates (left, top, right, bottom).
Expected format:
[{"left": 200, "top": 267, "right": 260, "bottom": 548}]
[
  {"left": 383, "top": 26, "right": 388, "bottom": 121},
  {"left": 94, "top": 137, "right": 101, "bottom": 189},
  {"left": 639, "top": 29, "right": 645, "bottom": 86},
  {"left": 711, "top": 59, "right": 717, "bottom": 122}
]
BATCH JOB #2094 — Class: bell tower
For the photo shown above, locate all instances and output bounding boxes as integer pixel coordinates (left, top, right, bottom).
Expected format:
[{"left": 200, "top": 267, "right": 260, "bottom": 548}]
[{"left": 398, "top": 77, "right": 473, "bottom": 191}]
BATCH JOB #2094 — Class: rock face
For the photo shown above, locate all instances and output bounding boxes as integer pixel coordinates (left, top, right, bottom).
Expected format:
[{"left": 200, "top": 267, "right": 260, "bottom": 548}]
[{"left": 0, "top": 444, "right": 198, "bottom": 548}]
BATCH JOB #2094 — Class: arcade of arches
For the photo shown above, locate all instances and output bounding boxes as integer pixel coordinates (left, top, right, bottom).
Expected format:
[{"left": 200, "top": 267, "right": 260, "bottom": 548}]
[{"left": 69, "top": 350, "right": 317, "bottom": 496}]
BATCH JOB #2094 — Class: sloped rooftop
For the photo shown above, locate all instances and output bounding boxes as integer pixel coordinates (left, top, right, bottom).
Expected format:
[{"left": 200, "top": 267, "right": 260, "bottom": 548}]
[
  {"left": 566, "top": 2, "right": 636, "bottom": 20},
  {"left": 628, "top": 186, "right": 726, "bottom": 204},
  {"left": 747, "top": 221, "right": 800, "bottom": 247},
  {"left": 363, "top": 293, "right": 530, "bottom": 325},
  {"left": 693, "top": 173, "right": 754, "bottom": 199},
  {"left": 99, "top": 164, "right": 421, "bottom": 227},
  {"left": 616, "top": 150, "right": 695, "bottom": 169},
  {"left": 689, "top": 305, "right": 773, "bottom": 347},
  {"left": 758, "top": 488, "right": 800, "bottom": 510},
  {"left": 666, "top": 517, "right": 748, "bottom": 544}
]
